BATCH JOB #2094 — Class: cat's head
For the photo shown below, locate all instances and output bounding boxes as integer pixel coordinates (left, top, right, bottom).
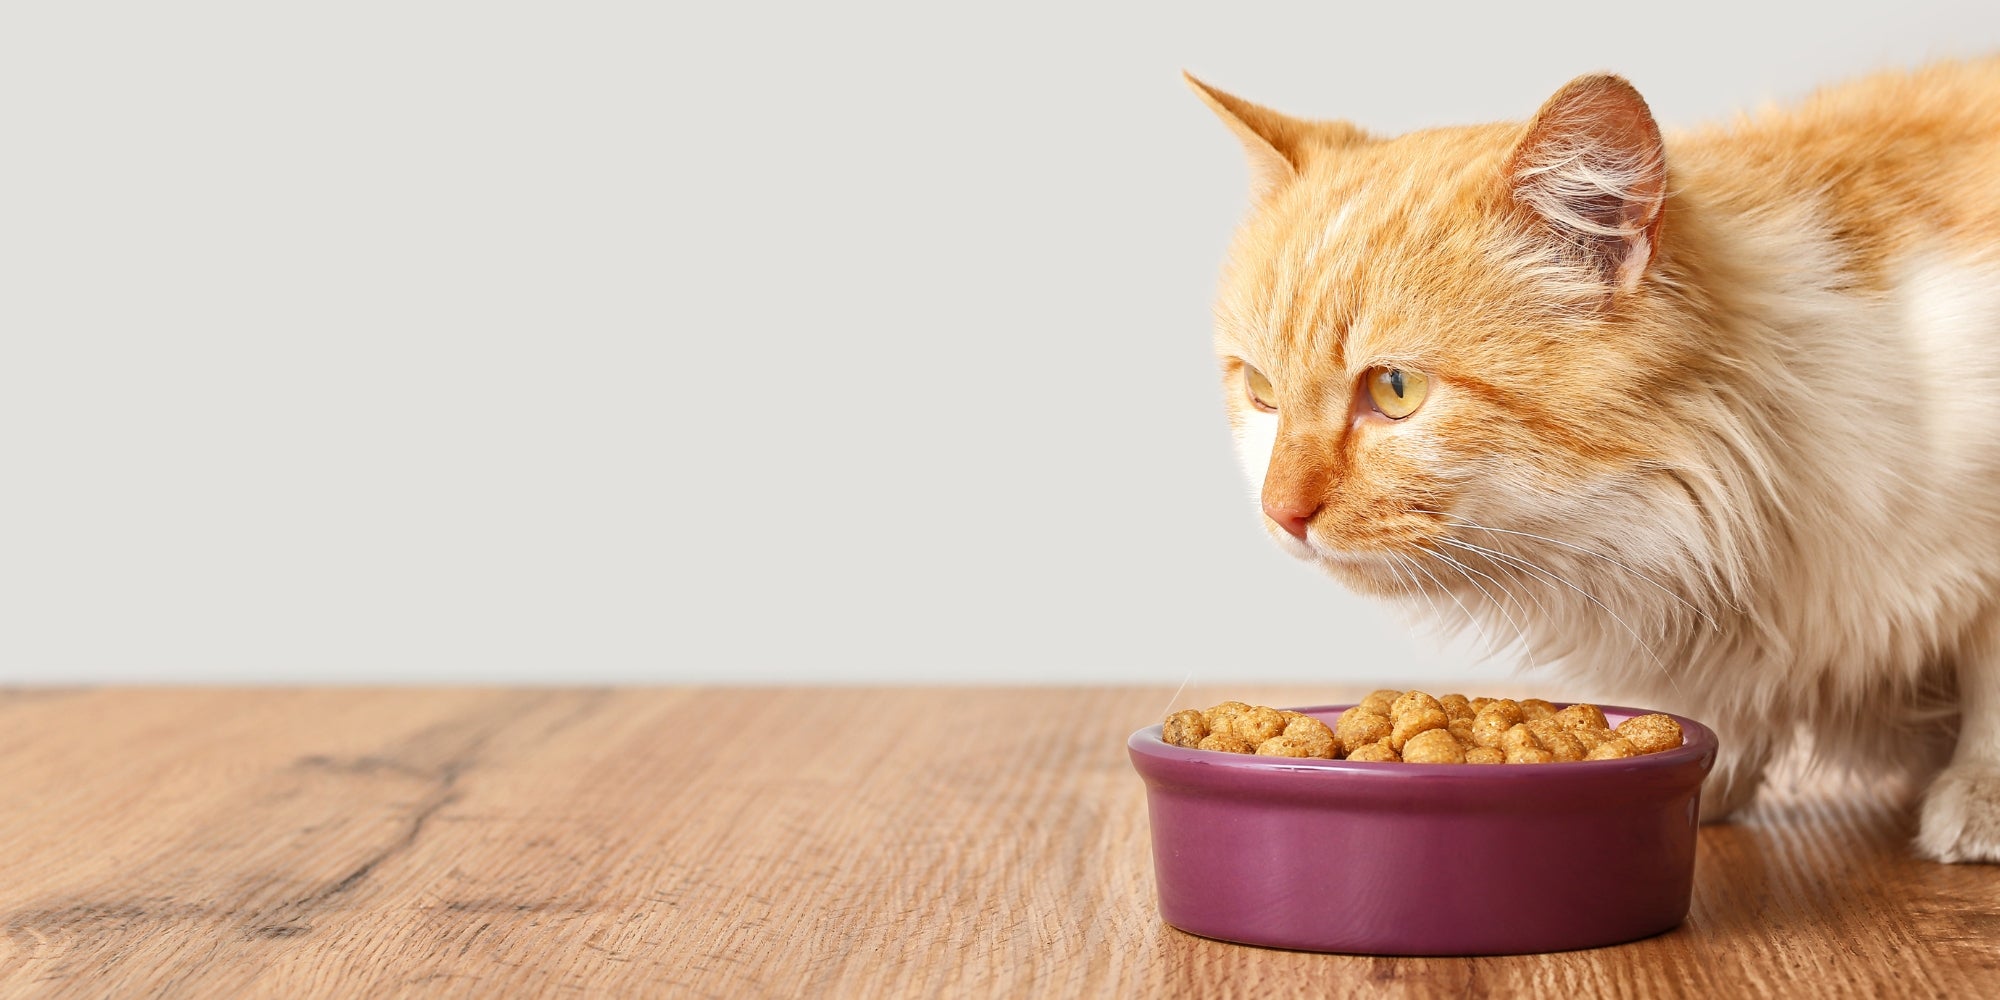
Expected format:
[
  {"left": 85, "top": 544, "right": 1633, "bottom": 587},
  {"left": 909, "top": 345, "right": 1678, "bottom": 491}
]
[{"left": 1192, "top": 73, "right": 1724, "bottom": 609}]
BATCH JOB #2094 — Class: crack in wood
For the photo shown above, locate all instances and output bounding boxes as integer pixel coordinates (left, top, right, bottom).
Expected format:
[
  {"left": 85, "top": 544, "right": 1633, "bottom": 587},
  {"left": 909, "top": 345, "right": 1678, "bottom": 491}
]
[
  {"left": 2, "top": 695, "right": 588, "bottom": 958},
  {"left": 248, "top": 760, "right": 470, "bottom": 938}
]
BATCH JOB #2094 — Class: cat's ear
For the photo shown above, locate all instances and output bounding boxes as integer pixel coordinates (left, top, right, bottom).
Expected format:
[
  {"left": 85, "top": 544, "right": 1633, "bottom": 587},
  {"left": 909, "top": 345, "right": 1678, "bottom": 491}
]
[
  {"left": 1507, "top": 74, "right": 1666, "bottom": 295},
  {"left": 1185, "top": 73, "right": 1349, "bottom": 202}
]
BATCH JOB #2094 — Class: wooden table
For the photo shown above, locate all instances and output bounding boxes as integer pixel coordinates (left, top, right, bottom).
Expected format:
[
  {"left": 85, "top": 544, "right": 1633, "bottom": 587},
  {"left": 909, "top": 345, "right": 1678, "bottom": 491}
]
[{"left": 2, "top": 687, "right": 1996, "bottom": 997}]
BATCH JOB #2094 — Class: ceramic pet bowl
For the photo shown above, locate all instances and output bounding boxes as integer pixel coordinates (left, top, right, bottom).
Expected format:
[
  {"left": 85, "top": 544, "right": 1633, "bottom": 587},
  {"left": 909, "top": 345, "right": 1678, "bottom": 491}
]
[{"left": 1127, "top": 703, "right": 1718, "bottom": 955}]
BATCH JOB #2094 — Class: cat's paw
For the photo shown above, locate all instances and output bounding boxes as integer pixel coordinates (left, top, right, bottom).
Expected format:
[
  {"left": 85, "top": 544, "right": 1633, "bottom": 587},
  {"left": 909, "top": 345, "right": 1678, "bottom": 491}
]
[{"left": 1915, "top": 764, "right": 2000, "bottom": 863}]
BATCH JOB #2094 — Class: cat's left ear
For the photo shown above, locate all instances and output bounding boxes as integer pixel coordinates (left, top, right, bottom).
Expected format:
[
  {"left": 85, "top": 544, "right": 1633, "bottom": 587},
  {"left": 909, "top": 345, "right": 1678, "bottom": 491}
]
[{"left": 1507, "top": 74, "right": 1666, "bottom": 296}]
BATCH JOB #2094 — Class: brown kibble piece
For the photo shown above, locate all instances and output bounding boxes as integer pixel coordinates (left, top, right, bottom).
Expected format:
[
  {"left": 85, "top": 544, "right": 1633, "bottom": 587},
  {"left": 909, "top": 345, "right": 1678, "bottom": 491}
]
[
  {"left": 1469, "top": 708, "right": 1517, "bottom": 749},
  {"left": 1587, "top": 737, "right": 1638, "bottom": 760},
  {"left": 1334, "top": 708, "right": 1393, "bottom": 757},
  {"left": 1257, "top": 735, "right": 1334, "bottom": 758},
  {"left": 1402, "top": 729, "right": 1466, "bottom": 763},
  {"left": 1506, "top": 745, "right": 1555, "bottom": 764},
  {"left": 1447, "top": 717, "right": 1477, "bottom": 748},
  {"left": 1390, "top": 690, "right": 1445, "bottom": 719},
  {"left": 1554, "top": 703, "right": 1610, "bottom": 731},
  {"left": 1526, "top": 718, "right": 1564, "bottom": 745},
  {"left": 1464, "top": 746, "right": 1505, "bottom": 764},
  {"left": 1163, "top": 709, "right": 1208, "bottom": 748},
  {"left": 1570, "top": 726, "right": 1613, "bottom": 750},
  {"left": 1519, "top": 698, "right": 1558, "bottom": 722},
  {"left": 1390, "top": 707, "right": 1449, "bottom": 752},
  {"left": 1225, "top": 705, "right": 1287, "bottom": 744},
  {"left": 1279, "top": 714, "right": 1337, "bottom": 758},
  {"left": 1282, "top": 712, "right": 1328, "bottom": 734},
  {"left": 1438, "top": 693, "right": 1475, "bottom": 722},
  {"left": 1197, "top": 733, "right": 1257, "bottom": 754},
  {"left": 1358, "top": 689, "right": 1401, "bottom": 716},
  {"left": 1500, "top": 723, "right": 1540, "bottom": 753},
  {"left": 1617, "top": 713, "right": 1685, "bottom": 755},
  {"left": 1204, "top": 701, "right": 1251, "bottom": 732},
  {"left": 1346, "top": 741, "right": 1400, "bottom": 763},
  {"left": 1540, "top": 730, "right": 1587, "bottom": 762}
]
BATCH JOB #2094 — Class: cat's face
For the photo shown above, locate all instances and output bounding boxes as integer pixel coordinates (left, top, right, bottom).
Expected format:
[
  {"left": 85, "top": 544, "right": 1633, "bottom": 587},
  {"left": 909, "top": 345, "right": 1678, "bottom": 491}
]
[{"left": 1197, "top": 75, "right": 1686, "bottom": 596}]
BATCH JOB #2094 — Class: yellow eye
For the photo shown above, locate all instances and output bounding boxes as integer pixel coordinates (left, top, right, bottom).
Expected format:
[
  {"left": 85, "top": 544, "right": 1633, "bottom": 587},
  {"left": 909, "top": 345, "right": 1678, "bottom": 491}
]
[
  {"left": 1366, "top": 366, "right": 1429, "bottom": 419},
  {"left": 1243, "top": 364, "right": 1278, "bottom": 413}
]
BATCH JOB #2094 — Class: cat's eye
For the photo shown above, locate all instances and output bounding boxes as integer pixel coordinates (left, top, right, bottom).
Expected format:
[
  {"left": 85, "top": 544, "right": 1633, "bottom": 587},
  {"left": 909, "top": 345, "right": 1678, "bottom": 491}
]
[
  {"left": 1243, "top": 364, "right": 1278, "bottom": 413},
  {"left": 1365, "top": 366, "right": 1429, "bottom": 419}
]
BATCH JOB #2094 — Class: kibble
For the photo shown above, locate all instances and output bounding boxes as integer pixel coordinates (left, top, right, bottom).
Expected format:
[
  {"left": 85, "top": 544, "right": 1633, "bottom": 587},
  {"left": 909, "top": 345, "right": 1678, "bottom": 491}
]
[
  {"left": 1257, "top": 735, "right": 1329, "bottom": 758},
  {"left": 1163, "top": 693, "right": 1685, "bottom": 765},
  {"left": 1469, "top": 708, "right": 1517, "bottom": 749},
  {"left": 1162, "top": 709, "right": 1209, "bottom": 748},
  {"left": 1272, "top": 712, "right": 1338, "bottom": 758},
  {"left": 1358, "top": 689, "right": 1401, "bottom": 716},
  {"left": 1197, "top": 732, "right": 1257, "bottom": 754},
  {"left": 1617, "top": 714, "right": 1685, "bottom": 755},
  {"left": 1447, "top": 717, "right": 1477, "bottom": 747},
  {"left": 1334, "top": 707, "right": 1393, "bottom": 757},
  {"left": 1554, "top": 703, "right": 1610, "bottom": 732},
  {"left": 1500, "top": 723, "right": 1540, "bottom": 754},
  {"left": 1223, "top": 704, "right": 1287, "bottom": 744},
  {"left": 1390, "top": 690, "right": 1444, "bottom": 719},
  {"left": 1570, "top": 726, "right": 1612, "bottom": 750},
  {"left": 1402, "top": 728, "right": 1466, "bottom": 763},
  {"left": 1541, "top": 730, "right": 1587, "bottom": 762},
  {"left": 1438, "top": 693, "right": 1476, "bottom": 722},
  {"left": 1389, "top": 706, "right": 1449, "bottom": 752}
]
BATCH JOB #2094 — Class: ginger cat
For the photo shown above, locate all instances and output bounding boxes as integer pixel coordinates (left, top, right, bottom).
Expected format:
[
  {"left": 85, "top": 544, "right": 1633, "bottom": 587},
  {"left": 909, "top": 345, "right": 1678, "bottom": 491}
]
[{"left": 1189, "top": 60, "right": 2000, "bottom": 861}]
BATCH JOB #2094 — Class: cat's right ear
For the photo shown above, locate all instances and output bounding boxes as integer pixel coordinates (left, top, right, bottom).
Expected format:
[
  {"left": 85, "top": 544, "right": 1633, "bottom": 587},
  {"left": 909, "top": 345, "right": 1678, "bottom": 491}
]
[{"left": 1184, "top": 73, "right": 1330, "bottom": 202}]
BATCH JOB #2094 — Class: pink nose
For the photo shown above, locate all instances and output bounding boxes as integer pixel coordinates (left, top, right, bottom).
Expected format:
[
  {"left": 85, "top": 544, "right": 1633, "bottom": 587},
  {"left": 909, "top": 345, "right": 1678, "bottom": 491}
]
[{"left": 1262, "top": 496, "right": 1320, "bottom": 541}]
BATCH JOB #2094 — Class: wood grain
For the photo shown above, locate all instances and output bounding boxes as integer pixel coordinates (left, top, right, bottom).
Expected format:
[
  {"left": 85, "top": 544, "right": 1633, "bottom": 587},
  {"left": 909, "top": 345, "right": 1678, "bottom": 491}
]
[{"left": 1, "top": 687, "right": 1997, "bottom": 997}]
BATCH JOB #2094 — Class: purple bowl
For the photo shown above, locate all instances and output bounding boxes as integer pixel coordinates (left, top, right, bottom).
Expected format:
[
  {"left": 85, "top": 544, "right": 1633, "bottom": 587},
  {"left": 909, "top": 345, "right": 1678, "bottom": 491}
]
[{"left": 1127, "top": 703, "right": 1718, "bottom": 955}]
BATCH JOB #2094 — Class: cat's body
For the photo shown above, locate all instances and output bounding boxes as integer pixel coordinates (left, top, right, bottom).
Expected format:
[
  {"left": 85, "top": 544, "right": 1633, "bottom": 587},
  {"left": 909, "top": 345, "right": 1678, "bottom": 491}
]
[{"left": 1192, "top": 59, "right": 2000, "bottom": 861}]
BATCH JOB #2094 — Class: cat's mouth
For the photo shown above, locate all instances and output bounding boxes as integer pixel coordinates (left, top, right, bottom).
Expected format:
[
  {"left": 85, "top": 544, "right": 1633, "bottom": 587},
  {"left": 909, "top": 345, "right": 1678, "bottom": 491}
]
[
  {"left": 1309, "top": 547, "right": 1424, "bottom": 597},
  {"left": 1270, "top": 518, "right": 1445, "bottom": 594}
]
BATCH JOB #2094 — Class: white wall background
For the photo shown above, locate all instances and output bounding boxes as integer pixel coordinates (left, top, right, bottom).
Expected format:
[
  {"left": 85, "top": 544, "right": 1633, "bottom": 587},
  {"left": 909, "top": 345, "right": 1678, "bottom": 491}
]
[{"left": 3, "top": 2, "right": 1996, "bottom": 684}]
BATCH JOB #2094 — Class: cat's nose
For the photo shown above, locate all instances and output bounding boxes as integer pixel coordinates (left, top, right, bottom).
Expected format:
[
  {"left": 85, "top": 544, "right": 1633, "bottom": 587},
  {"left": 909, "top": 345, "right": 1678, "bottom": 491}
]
[{"left": 1262, "top": 496, "right": 1319, "bottom": 541}]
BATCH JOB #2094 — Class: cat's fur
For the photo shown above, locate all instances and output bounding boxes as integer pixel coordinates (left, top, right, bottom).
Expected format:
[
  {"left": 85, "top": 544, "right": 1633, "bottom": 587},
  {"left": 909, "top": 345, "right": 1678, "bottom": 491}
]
[{"left": 1191, "top": 59, "right": 2000, "bottom": 861}]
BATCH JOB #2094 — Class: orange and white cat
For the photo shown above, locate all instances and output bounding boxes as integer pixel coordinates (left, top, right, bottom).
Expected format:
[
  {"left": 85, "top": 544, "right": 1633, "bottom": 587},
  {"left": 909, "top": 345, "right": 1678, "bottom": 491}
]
[{"left": 1190, "top": 60, "right": 2000, "bottom": 862}]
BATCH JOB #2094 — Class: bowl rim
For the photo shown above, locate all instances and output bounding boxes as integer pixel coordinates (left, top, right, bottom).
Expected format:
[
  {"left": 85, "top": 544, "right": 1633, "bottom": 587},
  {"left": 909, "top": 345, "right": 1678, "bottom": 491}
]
[{"left": 1128, "top": 702, "right": 1717, "bottom": 778}]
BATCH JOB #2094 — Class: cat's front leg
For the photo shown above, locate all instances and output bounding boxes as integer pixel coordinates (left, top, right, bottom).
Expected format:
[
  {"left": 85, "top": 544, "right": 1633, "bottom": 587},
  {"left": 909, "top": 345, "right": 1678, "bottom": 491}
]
[
  {"left": 1915, "top": 613, "right": 2000, "bottom": 863},
  {"left": 1698, "top": 716, "right": 1781, "bottom": 822}
]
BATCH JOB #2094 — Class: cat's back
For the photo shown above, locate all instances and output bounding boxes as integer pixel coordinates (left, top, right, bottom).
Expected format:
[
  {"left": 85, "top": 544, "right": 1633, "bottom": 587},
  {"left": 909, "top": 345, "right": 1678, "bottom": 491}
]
[
  {"left": 1669, "top": 61, "right": 2000, "bottom": 501},
  {"left": 1674, "top": 57, "right": 2000, "bottom": 276}
]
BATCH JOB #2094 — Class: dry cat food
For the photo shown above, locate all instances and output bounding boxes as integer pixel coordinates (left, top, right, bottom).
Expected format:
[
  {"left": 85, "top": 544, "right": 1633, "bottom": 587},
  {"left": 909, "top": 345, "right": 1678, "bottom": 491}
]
[{"left": 1161, "top": 690, "right": 1683, "bottom": 764}]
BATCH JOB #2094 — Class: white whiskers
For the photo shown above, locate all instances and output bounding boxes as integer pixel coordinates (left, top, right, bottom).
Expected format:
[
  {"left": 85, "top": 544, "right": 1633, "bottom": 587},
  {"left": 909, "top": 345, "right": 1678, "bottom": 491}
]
[
  {"left": 1397, "top": 547, "right": 1502, "bottom": 666},
  {"left": 1416, "top": 542, "right": 1542, "bottom": 675},
  {"left": 1411, "top": 508, "right": 1723, "bottom": 630},
  {"left": 1431, "top": 533, "right": 1687, "bottom": 702}
]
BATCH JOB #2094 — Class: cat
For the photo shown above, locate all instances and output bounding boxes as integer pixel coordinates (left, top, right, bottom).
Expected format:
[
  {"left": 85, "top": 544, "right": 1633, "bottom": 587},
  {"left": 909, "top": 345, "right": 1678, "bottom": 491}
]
[{"left": 1188, "top": 59, "right": 2000, "bottom": 862}]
